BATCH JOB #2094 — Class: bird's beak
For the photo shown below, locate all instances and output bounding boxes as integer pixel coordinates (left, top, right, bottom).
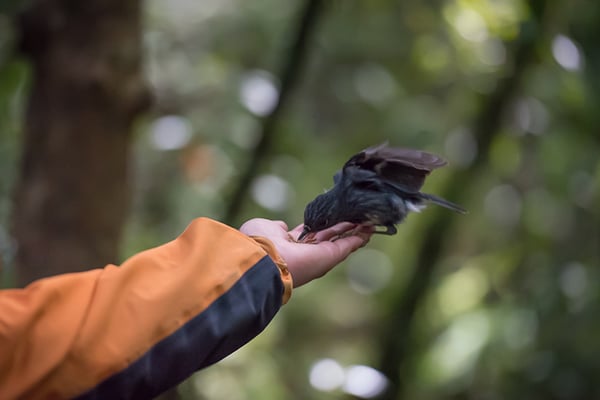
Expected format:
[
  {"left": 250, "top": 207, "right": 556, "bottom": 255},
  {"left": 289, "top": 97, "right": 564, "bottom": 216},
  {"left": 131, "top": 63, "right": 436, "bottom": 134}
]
[{"left": 297, "top": 227, "right": 310, "bottom": 242}]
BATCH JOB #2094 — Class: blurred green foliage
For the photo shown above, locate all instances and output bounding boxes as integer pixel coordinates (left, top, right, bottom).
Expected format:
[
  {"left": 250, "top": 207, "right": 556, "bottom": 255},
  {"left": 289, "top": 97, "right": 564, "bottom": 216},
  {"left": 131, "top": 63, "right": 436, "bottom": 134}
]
[{"left": 1, "top": 0, "right": 599, "bottom": 399}]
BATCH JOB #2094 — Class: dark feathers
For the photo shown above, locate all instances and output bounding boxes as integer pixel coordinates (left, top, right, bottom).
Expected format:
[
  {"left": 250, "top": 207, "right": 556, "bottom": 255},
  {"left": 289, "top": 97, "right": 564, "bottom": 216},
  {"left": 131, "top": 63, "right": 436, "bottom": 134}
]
[{"left": 299, "top": 143, "right": 466, "bottom": 241}]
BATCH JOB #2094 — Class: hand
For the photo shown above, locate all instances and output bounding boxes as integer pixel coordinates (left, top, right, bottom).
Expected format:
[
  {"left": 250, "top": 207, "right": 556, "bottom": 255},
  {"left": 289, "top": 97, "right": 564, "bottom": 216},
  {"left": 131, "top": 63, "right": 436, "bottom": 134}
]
[{"left": 239, "top": 219, "right": 372, "bottom": 287}]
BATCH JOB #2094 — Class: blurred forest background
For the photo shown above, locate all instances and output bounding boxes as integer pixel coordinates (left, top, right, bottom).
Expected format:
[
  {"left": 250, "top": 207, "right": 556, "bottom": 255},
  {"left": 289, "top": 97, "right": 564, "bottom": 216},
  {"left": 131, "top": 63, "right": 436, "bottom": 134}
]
[{"left": 1, "top": 0, "right": 599, "bottom": 399}]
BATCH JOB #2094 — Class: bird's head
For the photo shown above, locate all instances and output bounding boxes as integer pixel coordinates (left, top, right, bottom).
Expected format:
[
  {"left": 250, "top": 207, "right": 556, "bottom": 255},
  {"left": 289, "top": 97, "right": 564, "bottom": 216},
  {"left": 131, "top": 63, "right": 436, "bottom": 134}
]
[{"left": 298, "top": 192, "right": 338, "bottom": 242}]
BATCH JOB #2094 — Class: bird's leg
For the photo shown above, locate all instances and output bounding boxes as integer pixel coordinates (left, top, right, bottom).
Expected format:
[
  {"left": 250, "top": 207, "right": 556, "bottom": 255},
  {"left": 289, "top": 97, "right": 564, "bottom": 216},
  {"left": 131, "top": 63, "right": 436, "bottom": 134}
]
[
  {"left": 374, "top": 224, "right": 397, "bottom": 235},
  {"left": 330, "top": 223, "right": 397, "bottom": 241}
]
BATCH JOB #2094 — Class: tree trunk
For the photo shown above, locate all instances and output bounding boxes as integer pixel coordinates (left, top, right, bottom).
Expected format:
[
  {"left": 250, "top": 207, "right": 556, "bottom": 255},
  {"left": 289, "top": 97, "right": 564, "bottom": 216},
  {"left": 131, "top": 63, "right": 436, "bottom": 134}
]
[
  {"left": 375, "top": 1, "right": 548, "bottom": 398},
  {"left": 12, "top": 0, "right": 150, "bottom": 286}
]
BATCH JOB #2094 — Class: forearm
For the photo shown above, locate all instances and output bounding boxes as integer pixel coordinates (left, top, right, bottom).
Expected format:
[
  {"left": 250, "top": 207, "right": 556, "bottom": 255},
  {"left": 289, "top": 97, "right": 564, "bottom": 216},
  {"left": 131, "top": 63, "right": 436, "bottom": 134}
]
[{"left": 0, "top": 217, "right": 291, "bottom": 399}]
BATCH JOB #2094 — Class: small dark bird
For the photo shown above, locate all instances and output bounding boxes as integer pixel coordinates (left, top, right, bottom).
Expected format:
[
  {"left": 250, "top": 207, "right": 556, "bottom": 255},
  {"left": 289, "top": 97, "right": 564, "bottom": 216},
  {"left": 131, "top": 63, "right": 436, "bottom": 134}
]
[{"left": 298, "top": 143, "right": 466, "bottom": 242}]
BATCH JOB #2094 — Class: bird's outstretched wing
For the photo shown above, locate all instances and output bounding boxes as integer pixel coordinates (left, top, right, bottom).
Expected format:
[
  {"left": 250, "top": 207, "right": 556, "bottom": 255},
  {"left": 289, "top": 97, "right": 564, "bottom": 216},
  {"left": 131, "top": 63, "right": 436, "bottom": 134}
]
[{"left": 334, "top": 143, "right": 447, "bottom": 193}]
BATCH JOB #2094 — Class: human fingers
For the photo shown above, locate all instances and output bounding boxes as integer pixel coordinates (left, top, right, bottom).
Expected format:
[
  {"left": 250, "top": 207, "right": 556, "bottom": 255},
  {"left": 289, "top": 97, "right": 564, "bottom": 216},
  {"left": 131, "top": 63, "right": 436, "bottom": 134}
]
[
  {"left": 289, "top": 223, "right": 305, "bottom": 236},
  {"left": 273, "top": 220, "right": 289, "bottom": 231},
  {"left": 240, "top": 218, "right": 289, "bottom": 238},
  {"left": 288, "top": 233, "right": 370, "bottom": 287},
  {"left": 317, "top": 232, "right": 370, "bottom": 262},
  {"left": 288, "top": 222, "right": 358, "bottom": 242}
]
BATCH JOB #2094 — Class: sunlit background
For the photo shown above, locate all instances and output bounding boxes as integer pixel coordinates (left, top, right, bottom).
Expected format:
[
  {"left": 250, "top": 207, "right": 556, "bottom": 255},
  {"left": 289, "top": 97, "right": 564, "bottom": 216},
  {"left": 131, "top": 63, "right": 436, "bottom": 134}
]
[{"left": 1, "top": 0, "right": 599, "bottom": 399}]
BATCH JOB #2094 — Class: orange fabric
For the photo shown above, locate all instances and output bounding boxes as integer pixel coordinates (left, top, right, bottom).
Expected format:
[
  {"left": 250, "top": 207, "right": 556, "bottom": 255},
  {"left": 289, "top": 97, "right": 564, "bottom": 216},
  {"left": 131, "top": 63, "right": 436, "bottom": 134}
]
[
  {"left": 251, "top": 236, "right": 293, "bottom": 302},
  {"left": 0, "top": 218, "right": 292, "bottom": 399}
]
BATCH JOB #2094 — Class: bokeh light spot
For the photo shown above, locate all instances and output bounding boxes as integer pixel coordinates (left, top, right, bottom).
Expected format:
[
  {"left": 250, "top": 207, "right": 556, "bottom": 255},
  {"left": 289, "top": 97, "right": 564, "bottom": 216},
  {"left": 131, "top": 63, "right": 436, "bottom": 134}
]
[
  {"left": 552, "top": 35, "right": 583, "bottom": 71},
  {"left": 503, "top": 308, "right": 538, "bottom": 349},
  {"left": 309, "top": 358, "right": 345, "bottom": 392},
  {"left": 239, "top": 70, "right": 279, "bottom": 116},
  {"left": 424, "top": 311, "right": 491, "bottom": 383},
  {"left": 484, "top": 184, "right": 522, "bottom": 229},
  {"left": 450, "top": 8, "right": 488, "bottom": 43},
  {"left": 353, "top": 63, "right": 397, "bottom": 106},
  {"left": 437, "top": 266, "right": 488, "bottom": 318},
  {"left": 513, "top": 97, "right": 549, "bottom": 135},
  {"left": 477, "top": 38, "right": 506, "bottom": 66},
  {"left": 445, "top": 127, "right": 477, "bottom": 167},
  {"left": 251, "top": 174, "right": 293, "bottom": 212},
  {"left": 559, "top": 262, "right": 588, "bottom": 299},
  {"left": 343, "top": 365, "right": 388, "bottom": 398},
  {"left": 346, "top": 249, "right": 393, "bottom": 294},
  {"left": 150, "top": 115, "right": 192, "bottom": 150}
]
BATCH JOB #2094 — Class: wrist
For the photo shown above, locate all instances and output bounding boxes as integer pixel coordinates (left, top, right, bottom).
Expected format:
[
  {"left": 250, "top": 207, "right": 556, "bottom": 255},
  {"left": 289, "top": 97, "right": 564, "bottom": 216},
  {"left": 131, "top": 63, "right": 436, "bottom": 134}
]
[{"left": 248, "top": 236, "right": 293, "bottom": 304}]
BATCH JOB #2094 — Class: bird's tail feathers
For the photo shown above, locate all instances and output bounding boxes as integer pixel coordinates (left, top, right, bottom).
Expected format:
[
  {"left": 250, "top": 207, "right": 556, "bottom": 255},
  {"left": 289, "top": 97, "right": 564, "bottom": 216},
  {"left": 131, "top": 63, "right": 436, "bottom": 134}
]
[{"left": 420, "top": 193, "right": 467, "bottom": 214}]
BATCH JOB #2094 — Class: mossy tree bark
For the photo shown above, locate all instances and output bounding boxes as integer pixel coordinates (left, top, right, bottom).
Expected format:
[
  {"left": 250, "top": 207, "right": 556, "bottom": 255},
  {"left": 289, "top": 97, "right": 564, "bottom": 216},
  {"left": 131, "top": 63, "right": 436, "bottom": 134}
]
[{"left": 12, "top": 0, "right": 150, "bottom": 286}]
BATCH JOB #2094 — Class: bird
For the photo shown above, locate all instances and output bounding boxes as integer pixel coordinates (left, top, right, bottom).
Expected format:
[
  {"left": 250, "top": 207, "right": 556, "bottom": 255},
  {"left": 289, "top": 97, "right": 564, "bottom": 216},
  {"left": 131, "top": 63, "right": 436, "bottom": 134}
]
[{"left": 298, "top": 143, "right": 466, "bottom": 242}]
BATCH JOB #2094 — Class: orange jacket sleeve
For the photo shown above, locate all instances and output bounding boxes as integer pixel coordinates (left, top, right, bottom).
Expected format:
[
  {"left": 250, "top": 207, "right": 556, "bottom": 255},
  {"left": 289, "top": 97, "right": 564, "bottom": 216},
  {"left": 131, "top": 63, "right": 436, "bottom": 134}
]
[{"left": 0, "top": 218, "right": 292, "bottom": 399}]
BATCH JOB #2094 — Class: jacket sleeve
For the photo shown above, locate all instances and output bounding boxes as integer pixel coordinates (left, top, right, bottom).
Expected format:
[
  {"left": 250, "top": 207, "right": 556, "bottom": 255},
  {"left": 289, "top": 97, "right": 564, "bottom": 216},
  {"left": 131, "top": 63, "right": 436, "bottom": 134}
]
[{"left": 0, "top": 217, "right": 293, "bottom": 400}]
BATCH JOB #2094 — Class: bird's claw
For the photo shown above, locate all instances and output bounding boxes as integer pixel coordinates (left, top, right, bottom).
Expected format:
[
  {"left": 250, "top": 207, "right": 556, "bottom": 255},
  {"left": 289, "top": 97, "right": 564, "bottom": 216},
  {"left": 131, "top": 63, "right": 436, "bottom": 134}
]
[
  {"left": 289, "top": 232, "right": 318, "bottom": 244},
  {"left": 331, "top": 224, "right": 377, "bottom": 241}
]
